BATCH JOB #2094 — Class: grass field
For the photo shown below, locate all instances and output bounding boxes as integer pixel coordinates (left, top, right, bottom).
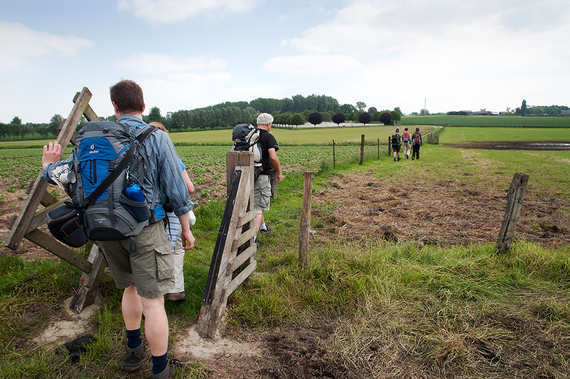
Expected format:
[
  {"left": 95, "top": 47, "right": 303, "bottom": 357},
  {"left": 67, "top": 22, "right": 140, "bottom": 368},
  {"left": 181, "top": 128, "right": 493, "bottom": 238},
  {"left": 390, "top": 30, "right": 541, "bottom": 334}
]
[
  {"left": 0, "top": 126, "right": 569, "bottom": 378},
  {"left": 402, "top": 115, "right": 570, "bottom": 128}
]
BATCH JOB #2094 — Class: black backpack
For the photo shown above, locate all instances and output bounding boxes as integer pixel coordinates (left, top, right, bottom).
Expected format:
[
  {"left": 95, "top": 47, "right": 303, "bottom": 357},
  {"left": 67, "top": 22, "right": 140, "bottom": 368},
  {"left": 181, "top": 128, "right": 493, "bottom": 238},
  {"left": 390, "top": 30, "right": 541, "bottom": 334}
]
[
  {"left": 391, "top": 134, "right": 400, "bottom": 146},
  {"left": 231, "top": 123, "right": 263, "bottom": 178}
]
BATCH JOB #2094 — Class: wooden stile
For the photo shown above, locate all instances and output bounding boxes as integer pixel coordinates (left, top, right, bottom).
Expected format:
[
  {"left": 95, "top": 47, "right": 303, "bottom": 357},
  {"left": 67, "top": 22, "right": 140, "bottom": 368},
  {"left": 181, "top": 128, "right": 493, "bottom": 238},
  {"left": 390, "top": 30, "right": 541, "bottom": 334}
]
[
  {"left": 6, "top": 87, "right": 106, "bottom": 313},
  {"left": 196, "top": 151, "right": 257, "bottom": 338}
]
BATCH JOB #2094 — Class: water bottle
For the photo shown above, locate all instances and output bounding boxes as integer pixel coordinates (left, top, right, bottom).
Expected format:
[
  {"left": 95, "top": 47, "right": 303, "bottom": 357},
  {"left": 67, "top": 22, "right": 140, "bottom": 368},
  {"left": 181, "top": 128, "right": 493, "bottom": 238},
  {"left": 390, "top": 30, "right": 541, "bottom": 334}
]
[{"left": 124, "top": 183, "right": 145, "bottom": 202}]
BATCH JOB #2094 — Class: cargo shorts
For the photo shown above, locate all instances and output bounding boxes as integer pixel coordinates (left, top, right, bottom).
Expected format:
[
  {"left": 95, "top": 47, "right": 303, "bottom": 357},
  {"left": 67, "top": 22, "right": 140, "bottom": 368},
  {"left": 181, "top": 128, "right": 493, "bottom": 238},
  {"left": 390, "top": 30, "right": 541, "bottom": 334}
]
[
  {"left": 98, "top": 221, "right": 175, "bottom": 299},
  {"left": 254, "top": 174, "right": 271, "bottom": 211}
]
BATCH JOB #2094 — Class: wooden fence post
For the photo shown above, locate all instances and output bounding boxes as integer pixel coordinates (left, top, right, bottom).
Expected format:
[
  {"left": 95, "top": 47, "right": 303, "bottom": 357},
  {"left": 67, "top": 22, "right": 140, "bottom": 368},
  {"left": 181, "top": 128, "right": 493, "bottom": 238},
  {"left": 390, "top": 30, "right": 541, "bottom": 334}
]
[
  {"left": 377, "top": 138, "right": 380, "bottom": 159},
  {"left": 332, "top": 139, "right": 336, "bottom": 170},
  {"left": 496, "top": 173, "right": 529, "bottom": 254},
  {"left": 360, "top": 134, "right": 365, "bottom": 165},
  {"left": 299, "top": 171, "right": 314, "bottom": 267},
  {"left": 388, "top": 136, "right": 392, "bottom": 156}
]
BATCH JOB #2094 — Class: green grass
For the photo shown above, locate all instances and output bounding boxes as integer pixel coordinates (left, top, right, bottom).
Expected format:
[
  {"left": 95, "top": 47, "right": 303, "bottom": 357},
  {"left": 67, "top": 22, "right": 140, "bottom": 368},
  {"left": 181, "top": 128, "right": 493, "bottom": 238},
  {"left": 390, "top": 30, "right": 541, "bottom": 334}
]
[
  {"left": 0, "top": 125, "right": 569, "bottom": 377},
  {"left": 402, "top": 115, "right": 570, "bottom": 128},
  {"left": 441, "top": 127, "right": 570, "bottom": 143}
]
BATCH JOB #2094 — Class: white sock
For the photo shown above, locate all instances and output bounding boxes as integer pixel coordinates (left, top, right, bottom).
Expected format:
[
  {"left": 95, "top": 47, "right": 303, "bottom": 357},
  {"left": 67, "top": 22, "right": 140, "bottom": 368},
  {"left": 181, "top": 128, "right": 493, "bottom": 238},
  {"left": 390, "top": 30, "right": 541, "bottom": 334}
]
[{"left": 260, "top": 223, "right": 267, "bottom": 230}]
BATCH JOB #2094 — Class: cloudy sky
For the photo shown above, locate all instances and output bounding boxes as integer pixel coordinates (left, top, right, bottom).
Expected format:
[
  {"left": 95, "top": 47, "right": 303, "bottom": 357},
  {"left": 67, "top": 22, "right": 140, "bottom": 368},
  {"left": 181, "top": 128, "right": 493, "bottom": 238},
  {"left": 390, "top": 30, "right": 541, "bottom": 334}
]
[{"left": 1, "top": 0, "right": 569, "bottom": 123}]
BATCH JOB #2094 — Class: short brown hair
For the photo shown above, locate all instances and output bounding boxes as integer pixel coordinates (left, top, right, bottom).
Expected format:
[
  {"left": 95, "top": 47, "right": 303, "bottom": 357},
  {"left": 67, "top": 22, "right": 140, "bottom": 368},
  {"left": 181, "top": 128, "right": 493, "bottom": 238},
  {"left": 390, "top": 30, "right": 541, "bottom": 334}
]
[{"left": 110, "top": 80, "right": 144, "bottom": 114}]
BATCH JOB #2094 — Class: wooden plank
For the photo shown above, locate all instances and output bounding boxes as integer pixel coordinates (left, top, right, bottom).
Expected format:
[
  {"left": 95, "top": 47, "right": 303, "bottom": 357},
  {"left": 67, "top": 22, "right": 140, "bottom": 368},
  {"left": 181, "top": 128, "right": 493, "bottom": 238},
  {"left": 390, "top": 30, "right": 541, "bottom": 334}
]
[
  {"left": 70, "top": 245, "right": 105, "bottom": 313},
  {"left": 237, "top": 209, "right": 257, "bottom": 229},
  {"left": 226, "top": 152, "right": 253, "bottom": 195},
  {"left": 299, "top": 171, "right": 314, "bottom": 267},
  {"left": 24, "top": 229, "right": 92, "bottom": 273},
  {"left": 6, "top": 87, "right": 92, "bottom": 250},
  {"left": 224, "top": 260, "right": 257, "bottom": 298},
  {"left": 231, "top": 227, "right": 256, "bottom": 252},
  {"left": 229, "top": 245, "right": 256, "bottom": 273}
]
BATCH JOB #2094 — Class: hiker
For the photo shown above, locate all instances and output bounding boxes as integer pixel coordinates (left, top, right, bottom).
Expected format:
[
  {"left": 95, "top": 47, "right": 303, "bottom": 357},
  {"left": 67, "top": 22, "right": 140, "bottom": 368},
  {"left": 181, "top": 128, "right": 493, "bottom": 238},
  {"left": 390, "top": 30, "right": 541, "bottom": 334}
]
[
  {"left": 149, "top": 122, "right": 196, "bottom": 303},
  {"left": 401, "top": 127, "right": 412, "bottom": 159},
  {"left": 391, "top": 128, "right": 402, "bottom": 161},
  {"left": 411, "top": 127, "right": 423, "bottom": 160},
  {"left": 254, "top": 113, "right": 283, "bottom": 242},
  {"left": 42, "top": 80, "right": 194, "bottom": 379}
]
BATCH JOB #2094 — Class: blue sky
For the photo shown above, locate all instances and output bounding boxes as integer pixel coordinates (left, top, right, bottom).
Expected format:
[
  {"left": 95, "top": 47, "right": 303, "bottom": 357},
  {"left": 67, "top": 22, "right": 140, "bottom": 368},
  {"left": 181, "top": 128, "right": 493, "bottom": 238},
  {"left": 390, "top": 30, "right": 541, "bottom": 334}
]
[{"left": 1, "top": 0, "right": 569, "bottom": 123}]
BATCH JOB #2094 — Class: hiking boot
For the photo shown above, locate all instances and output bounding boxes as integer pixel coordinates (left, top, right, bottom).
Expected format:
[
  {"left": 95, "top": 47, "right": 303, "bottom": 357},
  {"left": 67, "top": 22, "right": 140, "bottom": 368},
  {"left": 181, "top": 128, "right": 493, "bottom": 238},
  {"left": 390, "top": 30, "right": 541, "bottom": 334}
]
[
  {"left": 394, "top": 158, "right": 396, "bottom": 162},
  {"left": 153, "top": 363, "right": 173, "bottom": 379},
  {"left": 166, "top": 292, "right": 186, "bottom": 302},
  {"left": 125, "top": 342, "right": 145, "bottom": 372},
  {"left": 259, "top": 225, "right": 271, "bottom": 233}
]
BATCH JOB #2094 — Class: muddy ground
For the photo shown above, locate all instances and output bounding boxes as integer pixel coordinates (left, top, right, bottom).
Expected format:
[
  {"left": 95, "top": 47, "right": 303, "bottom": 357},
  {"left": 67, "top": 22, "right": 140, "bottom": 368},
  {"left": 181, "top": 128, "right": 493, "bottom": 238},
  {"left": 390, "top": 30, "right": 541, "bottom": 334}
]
[{"left": 1, "top": 141, "right": 569, "bottom": 378}]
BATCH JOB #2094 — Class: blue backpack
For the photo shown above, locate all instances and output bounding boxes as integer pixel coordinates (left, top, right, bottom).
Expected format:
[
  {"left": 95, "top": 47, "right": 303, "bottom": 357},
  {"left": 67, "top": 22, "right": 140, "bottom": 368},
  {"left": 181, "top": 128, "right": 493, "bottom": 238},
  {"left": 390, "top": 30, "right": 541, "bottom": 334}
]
[{"left": 68, "top": 121, "right": 156, "bottom": 241}]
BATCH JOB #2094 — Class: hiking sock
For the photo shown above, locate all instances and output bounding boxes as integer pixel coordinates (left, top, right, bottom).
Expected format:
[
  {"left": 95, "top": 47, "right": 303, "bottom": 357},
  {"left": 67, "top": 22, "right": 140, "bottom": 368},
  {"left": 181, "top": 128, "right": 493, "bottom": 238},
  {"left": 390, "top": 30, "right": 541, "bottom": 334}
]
[
  {"left": 126, "top": 329, "right": 142, "bottom": 349},
  {"left": 152, "top": 352, "right": 168, "bottom": 375},
  {"left": 260, "top": 223, "right": 267, "bottom": 230}
]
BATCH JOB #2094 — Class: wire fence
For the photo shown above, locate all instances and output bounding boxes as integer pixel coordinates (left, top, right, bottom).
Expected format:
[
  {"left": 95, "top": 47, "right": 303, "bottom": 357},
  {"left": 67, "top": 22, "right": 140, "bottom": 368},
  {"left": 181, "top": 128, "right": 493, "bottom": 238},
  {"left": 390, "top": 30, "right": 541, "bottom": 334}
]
[{"left": 257, "top": 178, "right": 570, "bottom": 253}]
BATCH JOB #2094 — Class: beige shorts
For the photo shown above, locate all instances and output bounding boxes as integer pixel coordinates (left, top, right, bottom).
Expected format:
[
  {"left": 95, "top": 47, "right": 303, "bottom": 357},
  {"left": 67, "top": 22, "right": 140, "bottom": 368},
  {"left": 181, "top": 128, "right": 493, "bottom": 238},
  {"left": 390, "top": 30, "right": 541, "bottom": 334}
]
[
  {"left": 254, "top": 174, "right": 271, "bottom": 211},
  {"left": 98, "top": 221, "right": 174, "bottom": 299}
]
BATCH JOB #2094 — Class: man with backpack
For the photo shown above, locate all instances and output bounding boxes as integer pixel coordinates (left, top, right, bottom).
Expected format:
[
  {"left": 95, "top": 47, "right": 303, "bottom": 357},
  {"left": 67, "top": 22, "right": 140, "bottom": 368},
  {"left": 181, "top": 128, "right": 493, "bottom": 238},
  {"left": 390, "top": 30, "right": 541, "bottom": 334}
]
[
  {"left": 42, "top": 80, "right": 194, "bottom": 379},
  {"left": 253, "top": 113, "right": 283, "bottom": 239},
  {"left": 401, "top": 127, "right": 412, "bottom": 159},
  {"left": 411, "top": 127, "right": 423, "bottom": 160},
  {"left": 391, "top": 128, "right": 402, "bottom": 161}
]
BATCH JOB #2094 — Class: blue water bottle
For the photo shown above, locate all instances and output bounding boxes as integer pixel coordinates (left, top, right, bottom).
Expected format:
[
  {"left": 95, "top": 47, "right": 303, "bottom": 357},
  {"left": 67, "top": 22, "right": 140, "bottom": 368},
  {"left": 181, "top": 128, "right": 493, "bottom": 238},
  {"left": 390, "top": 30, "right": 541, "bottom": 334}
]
[{"left": 124, "top": 183, "right": 145, "bottom": 202}]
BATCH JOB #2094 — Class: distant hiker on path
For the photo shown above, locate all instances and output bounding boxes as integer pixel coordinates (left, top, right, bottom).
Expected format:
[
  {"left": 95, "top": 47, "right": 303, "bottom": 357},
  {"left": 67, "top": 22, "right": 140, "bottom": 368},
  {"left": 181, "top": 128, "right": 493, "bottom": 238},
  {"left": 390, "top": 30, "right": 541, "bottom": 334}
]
[
  {"left": 391, "top": 128, "right": 402, "bottom": 161},
  {"left": 401, "top": 127, "right": 412, "bottom": 159},
  {"left": 412, "top": 127, "right": 423, "bottom": 160}
]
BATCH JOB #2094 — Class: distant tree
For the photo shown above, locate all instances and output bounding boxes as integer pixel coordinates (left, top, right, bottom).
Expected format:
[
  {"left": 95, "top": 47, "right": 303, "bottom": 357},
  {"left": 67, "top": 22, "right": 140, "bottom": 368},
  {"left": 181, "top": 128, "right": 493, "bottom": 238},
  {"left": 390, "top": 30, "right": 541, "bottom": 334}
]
[
  {"left": 390, "top": 110, "right": 401, "bottom": 122},
  {"left": 341, "top": 103, "right": 357, "bottom": 113},
  {"left": 368, "top": 107, "right": 377, "bottom": 114},
  {"left": 521, "top": 99, "right": 527, "bottom": 116},
  {"left": 356, "top": 101, "right": 367, "bottom": 111},
  {"left": 301, "top": 109, "right": 312, "bottom": 121},
  {"left": 48, "top": 114, "right": 63, "bottom": 137},
  {"left": 147, "top": 106, "right": 163, "bottom": 123},
  {"left": 358, "top": 112, "right": 372, "bottom": 125},
  {"left": 308, "top": 112, "right": 323, "bottom": 127},
  {"left": 394, "top": 107, "right": 402, "bottom": 116},
  {"left": 289, "top": 113, "right": 306, "bottom": 125},
  {"left": 379, "top": 112, "right": 392, "bottom": 125},
  {"left": 10, "top": 116, "right": 22, "bottom": 125},
  {"left": 332, "top": 112, "right": 346, "bottom": 126},
  {"left": 420, "top": 109, "right": 430, "bottom": 115}
]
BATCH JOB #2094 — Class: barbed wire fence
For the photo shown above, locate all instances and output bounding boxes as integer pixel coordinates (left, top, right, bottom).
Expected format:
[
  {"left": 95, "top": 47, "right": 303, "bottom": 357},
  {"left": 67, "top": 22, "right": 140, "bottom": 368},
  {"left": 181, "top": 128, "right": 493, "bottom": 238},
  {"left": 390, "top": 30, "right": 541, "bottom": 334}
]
[{"left": 257, "top": 172, "right": 570, "bottom": 263}]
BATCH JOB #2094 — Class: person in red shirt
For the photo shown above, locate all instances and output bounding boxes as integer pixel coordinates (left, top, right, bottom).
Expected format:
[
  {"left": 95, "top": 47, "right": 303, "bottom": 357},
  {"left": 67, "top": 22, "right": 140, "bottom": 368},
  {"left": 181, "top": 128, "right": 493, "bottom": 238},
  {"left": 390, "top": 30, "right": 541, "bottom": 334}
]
[{"left": 401, "top": 127, "right": 412, "bottom": 159}]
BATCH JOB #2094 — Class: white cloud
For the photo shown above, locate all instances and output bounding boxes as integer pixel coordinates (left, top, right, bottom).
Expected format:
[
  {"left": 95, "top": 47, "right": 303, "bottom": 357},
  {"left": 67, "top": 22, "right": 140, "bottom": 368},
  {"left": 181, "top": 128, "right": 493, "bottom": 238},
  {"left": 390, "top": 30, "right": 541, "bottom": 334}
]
[
  {"left": 139, "top": 72, "right": 232, "bottom": 111},
  {"left": 282, "top": 0, "right": 570, "bottom": 56},
  {"left": 263, "top": 55, "right": 361, "bottom": 75},
  {"left": 116, "top": 53, "right": 226, "bottom": 74},
  {"left": 0, "top": 22, "right": 92, "bottom": 72},
  {"left": 117, "top": 0, "right": 258, "bottom": 23}
]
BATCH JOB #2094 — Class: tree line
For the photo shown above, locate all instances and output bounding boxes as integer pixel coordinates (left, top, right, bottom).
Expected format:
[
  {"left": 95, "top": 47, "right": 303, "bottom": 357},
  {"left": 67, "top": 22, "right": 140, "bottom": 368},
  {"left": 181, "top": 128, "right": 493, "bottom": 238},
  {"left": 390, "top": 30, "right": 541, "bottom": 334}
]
[{"left": 1, "top": 94, "right": 402, "bottom": 140}]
